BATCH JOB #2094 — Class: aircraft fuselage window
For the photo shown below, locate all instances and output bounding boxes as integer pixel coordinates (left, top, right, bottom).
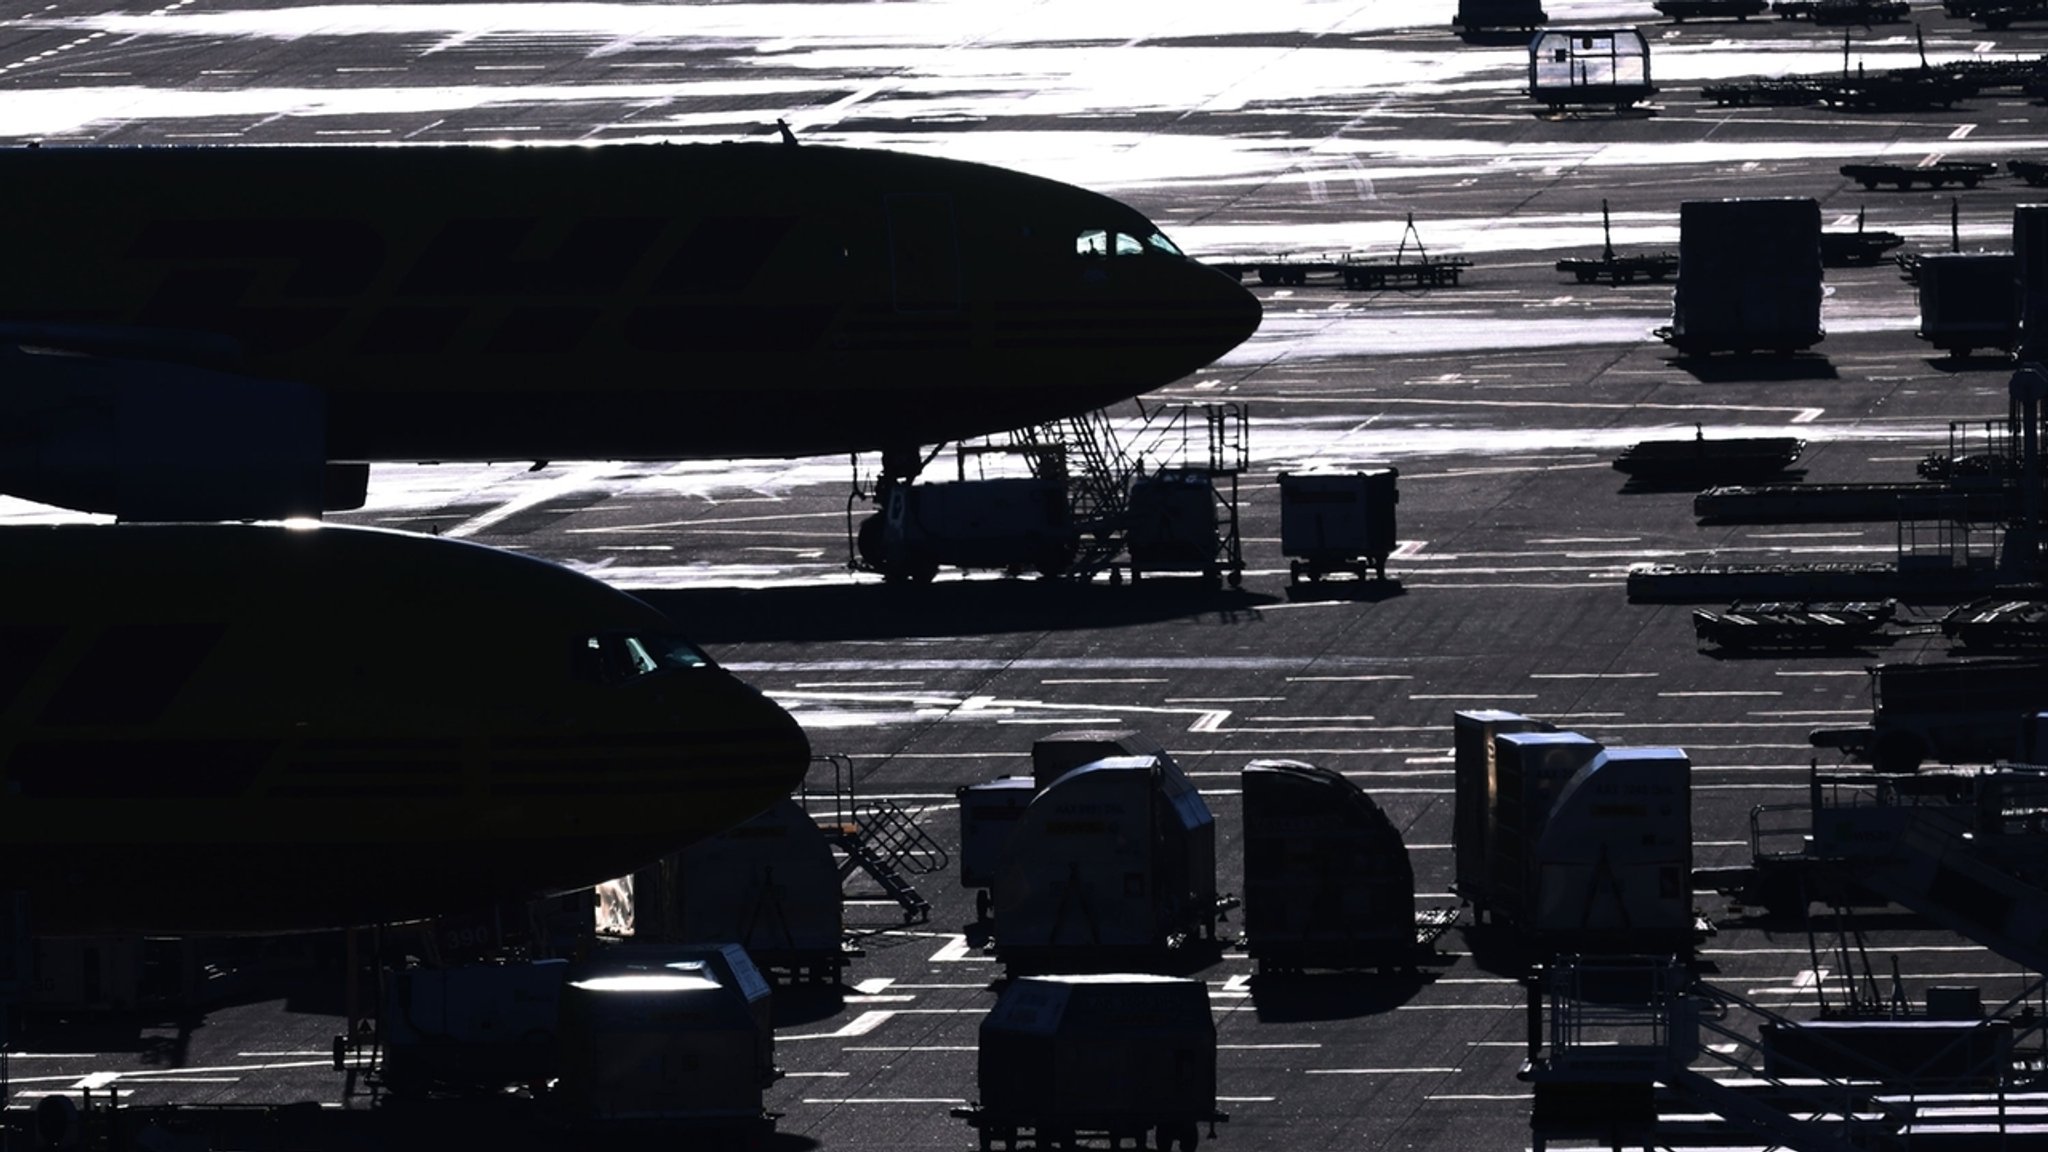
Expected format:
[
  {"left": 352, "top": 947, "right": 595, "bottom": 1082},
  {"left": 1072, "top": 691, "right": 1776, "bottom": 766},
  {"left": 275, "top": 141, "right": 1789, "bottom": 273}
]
[
  {"left": 1076, "top": 229, "right": 1108, "bottom": 257},
  {"left": 1145, "top": 232, "right": 1183, "bottom": 257},
  {"left": 576, "top": 633, "right": 711, "bottom": 685}
]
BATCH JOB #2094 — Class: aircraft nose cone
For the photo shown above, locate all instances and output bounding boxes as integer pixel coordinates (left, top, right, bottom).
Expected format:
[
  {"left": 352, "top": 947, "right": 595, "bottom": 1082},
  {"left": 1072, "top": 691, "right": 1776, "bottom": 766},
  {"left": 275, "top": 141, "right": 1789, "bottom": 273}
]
[
  {"left": 718, "top": 673, "right": 813, "bottom": 810},
  {"left": 1212, "top": 269, "right": 1263, "bottom": 355}
]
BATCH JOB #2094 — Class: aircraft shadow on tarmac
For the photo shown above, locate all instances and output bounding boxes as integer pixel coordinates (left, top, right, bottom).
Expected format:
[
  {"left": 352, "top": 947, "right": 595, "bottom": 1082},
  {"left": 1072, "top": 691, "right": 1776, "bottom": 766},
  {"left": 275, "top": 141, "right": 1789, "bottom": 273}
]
[
  {"left": 1245, "top": 970, "right": 1436, "bottom": 1023},
  {"left": 637, "top": 581, "right": 1280, "bottom": 644},
  {"left": 771, "top": 983, "right": 847, "bottom": 1027},
  {"left": 1669, "top": 352, "right": 1840, "bottom": 384}
]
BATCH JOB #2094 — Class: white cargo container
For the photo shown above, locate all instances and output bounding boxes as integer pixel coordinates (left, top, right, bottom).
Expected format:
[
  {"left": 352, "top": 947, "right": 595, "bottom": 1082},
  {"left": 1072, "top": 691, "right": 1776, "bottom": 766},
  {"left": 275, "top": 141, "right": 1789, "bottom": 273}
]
[
  {"left": 555, "top": 943, "right": 776, "bottom": 1132},
  {"left": 1126, "top": 469, "right": 1222, "bottom": 582},
  {"left": 1031, "top": 728, "right": 1173, "bottom": 791},
  {"left": 1451, "top": 711, "right": 1555, "bottom": 916},
  {"left": 1488, "top": 731, "right": 1604, "bottom": 926},
  {"left": 993, "top": 755, "right": 1221, "bottom": 972},
  {"left": 962, "top": 974, "right": 1222, "bottom": 1152},
  {"left": 959, "top": 775, "right": 1036, "bottom": 920},
  {"left": 1917, "top": 251, "right": 2018, "bottom": 358},
  {"left": 636, "top": 798, "right": 845, "bottom": 983},
  {"left": 1532, "top": 747, "right": 1694, "bottom": 953}
]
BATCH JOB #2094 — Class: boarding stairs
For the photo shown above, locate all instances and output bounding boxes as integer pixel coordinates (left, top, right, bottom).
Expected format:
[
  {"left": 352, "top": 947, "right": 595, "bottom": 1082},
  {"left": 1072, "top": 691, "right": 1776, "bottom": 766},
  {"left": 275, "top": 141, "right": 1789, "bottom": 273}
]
[
  {"left": 1015, "top": 401, "right": 1248, "bottom": 582},
  {"left": 1526, "top": 954, "right": 2046, "bottom": 1151},
  {"left": 805, "top": 755, "right": 947, "bottom": 925},
  {"left": 1807, "top": 766, "right": 2048, "bottom": 975}
]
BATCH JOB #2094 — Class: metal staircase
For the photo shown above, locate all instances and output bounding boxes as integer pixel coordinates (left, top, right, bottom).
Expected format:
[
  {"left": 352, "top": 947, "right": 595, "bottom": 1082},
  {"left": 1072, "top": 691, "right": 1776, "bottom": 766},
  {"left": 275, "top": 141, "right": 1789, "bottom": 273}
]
[
  {"left": 1525, "top": 953, "right": 2043, "bottom": 1151},
  {"left": 804, "top": 755, "right": 948, "bottom": 925},
  {"left": 1013, "top": 401, "right": 1249, "bottom": 582}
]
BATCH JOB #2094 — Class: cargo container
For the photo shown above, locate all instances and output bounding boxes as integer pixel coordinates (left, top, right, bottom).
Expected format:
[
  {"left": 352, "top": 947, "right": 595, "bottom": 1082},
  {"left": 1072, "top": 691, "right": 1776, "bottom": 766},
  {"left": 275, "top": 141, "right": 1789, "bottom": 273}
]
[
  {"left": 1529, "top": 29, "right": 1655, "bottom": 110},
  {"left": 555, "top": 943, "right": 776, "bottom": 1133},
  {"left": 959, "top": 774, "right": 1036, "bottom": 921},
  {"left": 1125, "top": 468, "right": 1226, "bottom": 584},
  {"left": 1277, "top": 469, "right": 1399, "bottom": 583},
  {"left": 633, "top": 798, "right": 846, "bottom": 983},
  {"left": 1531, "top": 747, "right": 1694, "bottom": 954},
  {"left": 2014, "top": 204, "right": 2048, "bottom": 352},
  {"left": 992, "top": 755, "right": 1223, "bottom": 972},
  {"left": 957, "top": 974, "right": 1223, "bottom": 1152},
  {"left": 1452, "top": 710, "right": 1555, "bottom": 916},
  {"left": 1917, "top": 251, "right": 2018, "bottom": 357},
  {"left": 1761, "top": 1018, "right": 2012, "bottom": 1084},
  {"left": 1240, "top": 760, "right": 1417, "bottom": 974},
  {"left": 1032, "top": 729, "right": 1174, "bottom": 791},
  {"left": 377, "top": 958, "right": 568, "bottom": 1096},
  {"left": 857, "top": 477, "right": 1077, "bottom": 582},
  {"left": 1487, "top": 731, "right": 1604, "bottom": 927},
  {"left": 1666, "top": 198, "right": 1824, "bottom": 355}
]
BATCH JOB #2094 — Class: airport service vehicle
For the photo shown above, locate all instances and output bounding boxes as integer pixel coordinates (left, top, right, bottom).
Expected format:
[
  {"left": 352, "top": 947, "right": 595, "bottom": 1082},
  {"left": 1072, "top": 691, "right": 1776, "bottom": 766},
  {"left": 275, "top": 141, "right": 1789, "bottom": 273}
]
[
  {"left": 1774, "top": 0, "right": 1910, "bottom": 21},
  {"left": 1611, "top": 432, "right": 1804, "bottom": 486},
  {"left": 1655, "top": 0, "right": 1768, "bottom": 19},
  {"left": 1840, "top": 161, "right": 1999, "bottom": 190},
  {"left": 1453, "top": 0, "right": 1547, "bottom": 31},
  {"left": 855, "top": 477, "right": 1078, "bottom": 583},
  {"left": 1691, "top": 601, "right": 1895, "bottom": 651},
  {"left": 1662, "top": 199, "right": 1824, "bottom": 356},
  {"left": 0, "top": 523, "right": 809, "bottom": 934},
  {"left": 1529, "top": 29, "right": 1656, "bottom": 112},
  {"left": 1810, "top": 658, "right": 2048, "bottom": 772},
  {"left": 0, "top": 141, "right": 1260, "bottom": 521}
]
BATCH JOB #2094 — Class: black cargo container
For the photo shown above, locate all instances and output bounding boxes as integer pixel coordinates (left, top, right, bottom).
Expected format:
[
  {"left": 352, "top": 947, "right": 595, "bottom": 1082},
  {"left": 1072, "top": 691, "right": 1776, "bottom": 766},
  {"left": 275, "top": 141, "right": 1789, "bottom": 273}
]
[{"left": 1240, "top": 760, "right": 1416, "bottom": 974}]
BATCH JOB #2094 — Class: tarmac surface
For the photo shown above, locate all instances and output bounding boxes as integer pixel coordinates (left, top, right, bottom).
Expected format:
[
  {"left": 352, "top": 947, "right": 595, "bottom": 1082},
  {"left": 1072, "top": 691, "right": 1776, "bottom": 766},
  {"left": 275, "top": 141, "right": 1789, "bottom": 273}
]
[{"left": 3, "top": 2, "right": 2048, "bottom": 1149}]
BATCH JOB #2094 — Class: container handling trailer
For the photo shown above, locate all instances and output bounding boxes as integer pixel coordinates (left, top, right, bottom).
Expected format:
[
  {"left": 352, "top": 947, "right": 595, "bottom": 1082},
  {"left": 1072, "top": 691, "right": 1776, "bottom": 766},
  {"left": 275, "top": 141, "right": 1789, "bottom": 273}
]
[
  {"left": 1660, "top": 198, "right": 1824, "bottom": 356},
  {"left": 1277, "top": 468, "right": 1398, "bottom": 584},
  {"left": 1809, "top": 657, "right": 2048, "bottom": 772}
]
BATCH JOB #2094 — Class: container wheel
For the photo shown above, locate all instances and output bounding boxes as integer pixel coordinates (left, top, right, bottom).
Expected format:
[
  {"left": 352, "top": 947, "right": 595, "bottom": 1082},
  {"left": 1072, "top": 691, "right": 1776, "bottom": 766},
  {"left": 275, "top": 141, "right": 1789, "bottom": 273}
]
[
  {"left": 1962, "top": 175, "right": 1980, "bottom": 188},
  {"left": 1228, "top": 569, "right": 1243, "bottom": 589},
  {"left": 1858, "top": 177, "right": 1877, "bottom": 190}
]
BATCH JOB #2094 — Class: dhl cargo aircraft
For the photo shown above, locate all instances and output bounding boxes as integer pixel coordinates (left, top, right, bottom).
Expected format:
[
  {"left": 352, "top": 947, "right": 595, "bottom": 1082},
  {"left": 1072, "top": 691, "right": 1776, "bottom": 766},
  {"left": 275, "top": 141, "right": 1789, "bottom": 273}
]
[
  {"left": 0, "top": 522, "right": 811, "bottom": 935},
  {"left": 0, "top": 140, "right": 1262, "bottom": 522}
]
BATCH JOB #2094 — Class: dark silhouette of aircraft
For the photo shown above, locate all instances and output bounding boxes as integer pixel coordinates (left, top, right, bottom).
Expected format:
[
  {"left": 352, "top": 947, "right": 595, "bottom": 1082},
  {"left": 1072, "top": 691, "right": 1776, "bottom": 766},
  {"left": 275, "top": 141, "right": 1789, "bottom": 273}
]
[
  {"left": 0, "top": 141, "right": 1262, "bottom": 521},
  {"left": 0, "top": 522, "right": 811, "bottom": 934}
]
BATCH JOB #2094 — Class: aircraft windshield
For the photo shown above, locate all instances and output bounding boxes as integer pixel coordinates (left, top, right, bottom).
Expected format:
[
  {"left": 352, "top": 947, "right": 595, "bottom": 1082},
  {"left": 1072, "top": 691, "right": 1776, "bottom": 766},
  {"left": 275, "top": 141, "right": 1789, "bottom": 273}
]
[
  {"left": 1076, "top": 228, "right": 1183, "bottom": 258},
  {"left": 577, "top": 632, "right": 712, "bottom": 684}
]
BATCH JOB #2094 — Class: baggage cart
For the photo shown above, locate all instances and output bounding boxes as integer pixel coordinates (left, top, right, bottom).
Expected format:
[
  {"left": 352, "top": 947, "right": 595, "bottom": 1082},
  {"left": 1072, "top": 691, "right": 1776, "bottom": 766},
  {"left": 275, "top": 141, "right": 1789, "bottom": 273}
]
[{"left": 1277, "top": 468, "right": 1398, "bottom": 583}]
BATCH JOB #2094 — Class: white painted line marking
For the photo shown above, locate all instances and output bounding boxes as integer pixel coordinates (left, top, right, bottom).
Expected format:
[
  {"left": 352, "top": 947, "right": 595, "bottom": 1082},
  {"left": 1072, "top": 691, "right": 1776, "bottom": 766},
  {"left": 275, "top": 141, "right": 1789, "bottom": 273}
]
[
  {"left": 1309, "top": 1067, "right": 1459, "bottom": 1075},
  {"left": 1043, "top": 678, "right": 1169, "bottom": 684},
  {"left": 781, "top": 1011, "right": 896, "bottom": 1041},
  {"left": 1950, "top": 124, "right": 1976, "bottom": 140},
  {"left": 929, "top": 935, "right": 994, "bottom": 963},
  {"left": 851, "top": 978, "right": 896, "bottom": 995},
  {"left": 1286, "top": 675, "right": 1412, "bottom": 682},
  {"left": 802, "top": 1098, "right": 968, "bottom": 1105},
  {"left": 1530, "top": 672, "right": 1657, "bottom": 679},
  {"left": 1219, "top": 1044, "right": 1322, "bottom": 1051},
  {"left": 1218, "top": 1096, "right": 1277, "bottom": 1102},
  {"left": 1426, "top": 1093, "right": 1530, "bottom": 1101},
  {"left": 844, "top": 1046, "right": 978, "bottom": 1052},
  {"left": 1658, "top": 690, "right": 1783, "bottom": 698},
  {"left": 1411, "top": 694, "right": 1538, "bottom": 700},
  {"left": 785, "top": 1072, "right": 852, "bottom": 1078}
]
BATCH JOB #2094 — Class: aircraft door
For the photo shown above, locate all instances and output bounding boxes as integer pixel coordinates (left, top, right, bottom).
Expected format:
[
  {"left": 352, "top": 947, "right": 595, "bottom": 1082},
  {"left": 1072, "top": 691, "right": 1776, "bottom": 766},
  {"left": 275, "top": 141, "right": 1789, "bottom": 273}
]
[{"left": 885, "top": 193, "right": 961, "bottom": 313}]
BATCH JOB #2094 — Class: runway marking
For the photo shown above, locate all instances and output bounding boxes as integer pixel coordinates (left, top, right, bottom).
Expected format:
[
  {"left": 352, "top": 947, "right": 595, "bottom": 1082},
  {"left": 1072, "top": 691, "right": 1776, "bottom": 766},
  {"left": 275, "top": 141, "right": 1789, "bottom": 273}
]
[
  {"left": 1168, "top": 696, "right": 1286, "bottom": 703},
  {"left": 1044, "top": 678, "right": 1170, "bottom": 684},
  {"left": 1659, "top": 690, "right": 1783, "bottom": 698},
  {"left": 781, "top": 1012, "right": 897, "bottom": 1041},
  {"left": 785, "top": 1072, "right": 852, "bottom": 1078},
  {"left": 929, "top": 935, "right": 995, "bottom": 963},
  {"left": 1949, "top": 124, "right": 1976, "bottom": 140},
  {"left": 843, "top": 994, "right": 918, "bottom": 1004},
  {"left": 852, "top": 978, "right": 896, "bottom": 995},
  {"left": 802, "top": 1098, "right": 968, "bottom": 1105},
  {"left": 1424, "top": 1093, "right": 1529, "bottom": 1101},
  {"left": 844, "top": 1046, "right": 977, "bottom": 1052},
  {"left": 1411, "top": 693, "right": 1539, "bottom": 701},
  {"left": 1220, "top": 1044, "right": 1322, "bottom": 1051},
  {"left": 1308, "top": 1067, "right": 1459, "bottom": 1075},
  {"left": 1286, "top": 674, "right": 1412, "bottom": 682},
  {"left": 1529, "top": 537, "right": 1640, "bottom": 544},
  {"left": 1530, "top": 672, "right": 1657, "bottom": 679}
]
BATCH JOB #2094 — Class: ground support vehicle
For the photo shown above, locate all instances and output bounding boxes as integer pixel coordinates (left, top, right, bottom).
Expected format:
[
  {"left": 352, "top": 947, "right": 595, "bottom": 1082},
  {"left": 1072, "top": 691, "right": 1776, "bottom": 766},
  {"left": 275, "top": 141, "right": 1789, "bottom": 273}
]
[
  {"left": 1277, "top": 468, "right": 1397, "bottom": 584},
  {"left": 1454, "top": 0, "right": 1547, "bottom": 31},
  {"left": 1840, "top": 161, "right": 1998, "bottom": 190},
  {"left": 1776, "top": 0, "right": 1911, "bottom": 22},
  {"left": 1556, "top": 252, "right": 1676, "bottom": 283},
  {"left": 1691, "top": 601, "right": 1896, "bottom": 651},
  {"left": 1656, "top": 0, "right": 1768, "bottom": 19},
  {"left": 855, "top": 477, "right": 1077, "bottom": 583},
  {"left": 1820, "top": 226, "right": 1904, "bottom": 266},
  {"left": 1612, "top": 433, "right": 1803, "bottom": 486},
  {"left": 1952, "top": 0, "right": 2048, "bottom": 28},
  {"left": 1917, "top": 251, "right": 2018, "bottom": 358},
  {"left": 1809, "top": 657, "right": 2048, "bottom": 772},
  {"left": 2009, "top": 158, "right": 2048, "bottom": 187},
  {"left": 1337, "top": 255, "right": 1470, "bottom": 289},
  {"left": 1941, "top": 597, "right": 2048, "bottom": 648}
]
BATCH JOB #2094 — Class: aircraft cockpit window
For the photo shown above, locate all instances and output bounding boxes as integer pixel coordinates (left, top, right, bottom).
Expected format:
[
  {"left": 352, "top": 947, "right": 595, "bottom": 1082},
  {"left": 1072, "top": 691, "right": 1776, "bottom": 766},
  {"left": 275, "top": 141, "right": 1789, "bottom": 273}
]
[
  {"left": 576, "top": 633, "right": 713, "bottom": 684},
  {"left": 1145, "top": 232, "right": 1183, "bottom": 257},
  {"left": 1075, "top": 229, "right": 1156, "bottom": 258}
]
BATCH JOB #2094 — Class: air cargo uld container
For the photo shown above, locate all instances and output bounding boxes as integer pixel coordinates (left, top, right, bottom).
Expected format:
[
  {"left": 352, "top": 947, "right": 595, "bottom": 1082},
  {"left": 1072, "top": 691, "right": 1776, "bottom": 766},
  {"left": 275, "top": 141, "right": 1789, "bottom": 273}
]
[
  {"left": 1531, "top": 747, "right": 1694, "bottom": 954},
  {"left": 1277, "top": 469, "right": 1399, "bottom": 583},
  {"left": 1032, "top": 728, "right": 1174, "bottom": 791},
  {"left": 992, "top": 755, "right": 1221, "bottom": 972},
  {"left": 1487, "top": 731, "right": 1604, "bottom": 926},
  {"left": 1125, "top": 468, "right": 1222, "bottom": 581},
  {"left": 1917, "top": 251, "right": 2018, "bottom": 357},
  {"left": 2017, "top": 204, "right": 2048, "bottom": 352},
  {"left": 959, "top": 774, "right": 1035, "bottom": 921},
  {"left": 1240, "top": 760, "right": 1417, "bottom": 974},
  {"left": 1452, "top": 710, "right": 1555, "bottom": 916},
  {"left": 377, "top": 958, "right": 568, "bottom": 1095},
  {"left": 634, "top": 797, "right": 845, "bottom": 983},
  {"left": 1667, "top": 199, "right": 1824, "bottom": 355},
  {"left": 1455, "top": 0, "right": 1547, "bottom": 31},
  {"left": 960, "top": 974, "right": 1221, "bottom": 1152},
  {"left": 556, "top": 944, "right": 776, "bottom": 1133},
  {"left": 857, "top": 477, "right": 1077, "bottom": 581}
]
